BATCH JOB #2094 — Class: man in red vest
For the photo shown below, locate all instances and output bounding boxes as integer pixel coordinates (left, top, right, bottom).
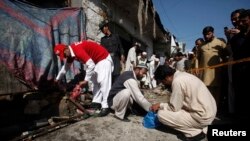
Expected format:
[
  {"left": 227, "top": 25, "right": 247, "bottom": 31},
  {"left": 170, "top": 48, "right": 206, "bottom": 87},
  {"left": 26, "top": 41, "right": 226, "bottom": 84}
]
[{"left": 54, "top": 40, "right": 113, "bottom": 117}]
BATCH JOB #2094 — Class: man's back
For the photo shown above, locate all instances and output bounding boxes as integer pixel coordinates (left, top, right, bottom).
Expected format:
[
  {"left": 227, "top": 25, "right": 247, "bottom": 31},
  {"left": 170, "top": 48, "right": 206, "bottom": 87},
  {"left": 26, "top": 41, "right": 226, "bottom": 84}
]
[{"left": 70, "top": 40, "right": 109, "bottom": 64}]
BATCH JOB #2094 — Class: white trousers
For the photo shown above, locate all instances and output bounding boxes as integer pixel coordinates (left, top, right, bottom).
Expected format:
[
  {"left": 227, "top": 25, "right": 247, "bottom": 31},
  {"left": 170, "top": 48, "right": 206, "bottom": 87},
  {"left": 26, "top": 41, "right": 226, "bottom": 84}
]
[{"left": 91, "top": 55, "right": 113, "bottom": 108}]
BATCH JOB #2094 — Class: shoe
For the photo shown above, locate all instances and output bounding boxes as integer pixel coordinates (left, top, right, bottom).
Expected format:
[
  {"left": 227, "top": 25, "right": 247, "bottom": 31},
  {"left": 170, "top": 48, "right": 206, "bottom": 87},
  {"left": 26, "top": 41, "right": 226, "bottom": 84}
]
[
  {"left": 98, "top": 108, "right": 110, "bottom": 117},
  {"left": 114, "top": 115, "right": 130, "bottom": 122},
  {"left": 184, "top": 132, "right": 206, "bottom": 141},
  {"left": 89, "top": 102, "right": 101, "bottom": 110}
]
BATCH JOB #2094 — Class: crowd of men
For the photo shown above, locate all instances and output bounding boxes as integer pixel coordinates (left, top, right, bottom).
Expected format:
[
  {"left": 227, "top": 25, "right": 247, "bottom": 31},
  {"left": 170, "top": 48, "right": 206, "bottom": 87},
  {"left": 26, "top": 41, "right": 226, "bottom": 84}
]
[{"left": 53, "top": 8, "right": 250, "bottom": 141}]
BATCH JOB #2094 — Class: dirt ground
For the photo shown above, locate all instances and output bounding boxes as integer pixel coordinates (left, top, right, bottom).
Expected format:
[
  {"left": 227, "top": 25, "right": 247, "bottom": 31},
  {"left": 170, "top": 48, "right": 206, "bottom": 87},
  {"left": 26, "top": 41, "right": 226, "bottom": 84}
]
[
  {"left": 34, "top": 89, "right": 183, "bottom": 141},
  {"left": 34, "top": 113, "right": 181, "bottom": 141},
  {"left": 2, "top": 87, "right": 232, "bottom": 141}
]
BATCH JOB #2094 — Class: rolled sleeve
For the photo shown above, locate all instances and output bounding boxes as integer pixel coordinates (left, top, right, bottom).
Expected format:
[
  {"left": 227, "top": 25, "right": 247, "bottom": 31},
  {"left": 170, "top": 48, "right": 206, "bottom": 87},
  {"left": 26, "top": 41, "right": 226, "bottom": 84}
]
[
  {"left": 84, "top": 59, "right": 95, "bottom": 81},
  {"left": 124, "top": 79, "right": 152, "bottom": 111}
]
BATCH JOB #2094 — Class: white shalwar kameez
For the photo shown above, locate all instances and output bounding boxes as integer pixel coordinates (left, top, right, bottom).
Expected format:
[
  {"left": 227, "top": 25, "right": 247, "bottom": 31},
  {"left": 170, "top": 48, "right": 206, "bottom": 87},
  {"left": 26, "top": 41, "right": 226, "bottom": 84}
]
[{"left": 125, "top": 46, "right": 137, "bottom": 71}]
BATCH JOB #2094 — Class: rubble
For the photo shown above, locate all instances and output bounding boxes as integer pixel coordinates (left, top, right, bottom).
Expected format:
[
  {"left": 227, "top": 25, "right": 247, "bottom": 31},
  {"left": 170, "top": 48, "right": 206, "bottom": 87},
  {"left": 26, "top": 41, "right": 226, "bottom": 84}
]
[
  {"left": 2, "top": 87, "right": 220, "bottom": 141},
  {"left": 32, "top": 88, "right": 179, "bottom": 141}
]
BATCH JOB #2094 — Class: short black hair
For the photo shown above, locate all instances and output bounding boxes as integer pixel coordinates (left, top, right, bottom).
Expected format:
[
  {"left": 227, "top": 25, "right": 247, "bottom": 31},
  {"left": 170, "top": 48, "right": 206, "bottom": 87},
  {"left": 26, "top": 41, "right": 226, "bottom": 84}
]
[
  {"left": 202, "top": 26, "right": 214, "bottom": 34},
  {"left": 239, "top": 9, "right": 250, "bottom": 19},
  {"left": 154, "top": 65, "right": 176, "bottom": 81},
  {"left": 195, "top": 38, "right": 204, "bottom": 43},
  {"left": 231, "top": 8, "right": 245, "bottom": 18},
  {"left": 175, "top": 52, "right": 184, "bottom": 57},
  {"left": 99, "top": 20, "right": 109, "bottom": 30}
]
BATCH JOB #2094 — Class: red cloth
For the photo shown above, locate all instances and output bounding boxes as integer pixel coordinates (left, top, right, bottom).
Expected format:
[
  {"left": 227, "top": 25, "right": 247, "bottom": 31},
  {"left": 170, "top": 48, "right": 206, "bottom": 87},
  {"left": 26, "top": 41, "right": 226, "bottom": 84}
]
[
  {"left": 70, "top": 40, "right": 109, "bottom": 64},
  {"left": 70, "top": 84, "right": 81, "bottom": 99},
  {"left": 54, "top": 44, "right": 67, "bottom": 60}
]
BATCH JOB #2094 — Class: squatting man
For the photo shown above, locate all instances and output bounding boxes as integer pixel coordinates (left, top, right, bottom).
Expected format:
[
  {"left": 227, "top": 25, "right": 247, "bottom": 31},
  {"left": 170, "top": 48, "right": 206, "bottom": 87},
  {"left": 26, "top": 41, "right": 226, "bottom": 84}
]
[{"left": 151, "top": 65, "right": 217, "bottom": 140}]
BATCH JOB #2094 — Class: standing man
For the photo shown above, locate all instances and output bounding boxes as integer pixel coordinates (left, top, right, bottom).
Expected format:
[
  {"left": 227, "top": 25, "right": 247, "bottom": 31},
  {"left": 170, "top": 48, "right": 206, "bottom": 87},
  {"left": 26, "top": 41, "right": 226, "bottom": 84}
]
[
  {"left": 197, "top": 26, "right": 227, "bottom": 109},
  {"left": 125, "top": 42, "right": 141, "bottom": 71},
  {"left": 225, "top": 8, "right": 245, "bottom": 41},
  {"left": 54, "top": 40, "right": 113, "bottom": 117},
  {"left": 99, "top": 20, "right": 125, "bottom": 83},
  {"left": 225, "top": 8, "right": 245, "bottom": 116},
  {"left": 148, "top": 57, "right": 160, "bottom": 88},
  {"left": 192, "top": 38, "right": 204, "bottom": 77},
  {"left": 230, "top": 9, "right": 250, "bottom": 121},
  {"left": 173, "top": 52, "right": 188, "bottom": 72},
  {"left": 151, "top": 65, "right": 216, "bottom": 140},
  {"left": 108, "top": 64, "right": 152, "bottom": 122}
]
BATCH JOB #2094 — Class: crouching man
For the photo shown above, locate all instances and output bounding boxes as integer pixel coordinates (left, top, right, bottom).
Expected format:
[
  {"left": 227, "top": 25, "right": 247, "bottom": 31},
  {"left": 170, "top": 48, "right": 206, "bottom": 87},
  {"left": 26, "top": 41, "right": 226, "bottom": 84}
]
[
  {"left": 107, "top": 64, "right": 152, "bottom": 122},
  {"left": 151, "top": 65, "right": 217, "bottom": 140},
  {"left": 54, "top": 40, "right": 113, "bottom": 117}
]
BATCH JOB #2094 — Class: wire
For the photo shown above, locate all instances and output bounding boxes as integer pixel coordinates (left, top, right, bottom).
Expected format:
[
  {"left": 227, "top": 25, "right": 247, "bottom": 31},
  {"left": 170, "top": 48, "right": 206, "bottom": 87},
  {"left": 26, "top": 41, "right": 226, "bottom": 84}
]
[
  {"left": 156, "top": 0, "right": 181, "bottom": 37},
  {"left": 158, "top": 1, "right": 176, "bottom": 33}
]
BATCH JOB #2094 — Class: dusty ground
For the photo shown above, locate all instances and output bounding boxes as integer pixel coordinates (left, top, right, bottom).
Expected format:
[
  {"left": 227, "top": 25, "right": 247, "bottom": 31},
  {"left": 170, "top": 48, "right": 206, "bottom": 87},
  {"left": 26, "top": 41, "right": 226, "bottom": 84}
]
[
  {"left": 5, "top": 87, "right": 232, "bottom": 141},
  {"left": 34, "top": 113, "right": 181, "bottom": 141},
  {"left": 33, "top": 89, "right": 185, "bottom": 141}
]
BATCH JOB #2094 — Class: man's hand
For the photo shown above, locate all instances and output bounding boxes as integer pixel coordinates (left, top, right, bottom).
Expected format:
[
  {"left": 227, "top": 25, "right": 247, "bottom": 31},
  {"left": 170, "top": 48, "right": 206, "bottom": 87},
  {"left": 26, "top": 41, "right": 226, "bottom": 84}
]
[
  {"left": 79, "top": 80, "right": 88, "bottom": 88},
  {"left": 53, "top": 79, "right": 60, "bottom": 86},
  {"left": 121, "top": 55, "right": 125, "bottom": 62},
  {"left": 150, "top": 103, "right": 161, "bottom": 112},
  {"left": 53, "top": 80, "right": 66, "bottom": 92},
  {"left": 229, "top": 28, "right": 240, "bottom": 34},
  {"left": 194, "top": 69, "right": 200, "bottom": 76}
]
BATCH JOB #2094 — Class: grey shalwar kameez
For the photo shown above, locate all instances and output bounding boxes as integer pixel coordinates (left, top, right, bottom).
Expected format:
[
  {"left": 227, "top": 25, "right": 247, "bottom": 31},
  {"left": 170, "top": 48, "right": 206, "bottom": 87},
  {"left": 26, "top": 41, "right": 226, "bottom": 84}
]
[{"left": 108, "top": 71, "right": 151, "bottom": 119}]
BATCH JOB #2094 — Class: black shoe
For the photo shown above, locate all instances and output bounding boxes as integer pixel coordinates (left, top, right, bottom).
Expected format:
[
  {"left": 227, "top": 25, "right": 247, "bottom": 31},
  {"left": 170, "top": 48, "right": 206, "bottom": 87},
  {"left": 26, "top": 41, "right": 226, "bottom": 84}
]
[
  {"left": 98, "top": 108, "right": 110, "bottom": 117},
  {"left": 89, "top": 102, "right": 101, "bottom": 110},
  {"left": 114, "top": 115, "right": 130, "bottom": 122},
  {"left": 184, "top": 132, "right": 206, "bottom": 141}
]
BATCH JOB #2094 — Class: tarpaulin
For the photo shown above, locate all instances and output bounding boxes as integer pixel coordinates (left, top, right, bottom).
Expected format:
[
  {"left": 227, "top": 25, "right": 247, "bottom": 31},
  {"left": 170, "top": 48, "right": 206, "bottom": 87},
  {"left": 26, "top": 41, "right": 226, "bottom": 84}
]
[{"left": 0, "top": 0, "right": 86, "bottom": 93}]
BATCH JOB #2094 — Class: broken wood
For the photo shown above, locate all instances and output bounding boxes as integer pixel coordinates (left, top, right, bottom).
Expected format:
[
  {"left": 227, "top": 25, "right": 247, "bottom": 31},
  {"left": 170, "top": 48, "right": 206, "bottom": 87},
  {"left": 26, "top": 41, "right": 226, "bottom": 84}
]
[{"left": 11, "top": 114, "right": 85, "bottom": 141}]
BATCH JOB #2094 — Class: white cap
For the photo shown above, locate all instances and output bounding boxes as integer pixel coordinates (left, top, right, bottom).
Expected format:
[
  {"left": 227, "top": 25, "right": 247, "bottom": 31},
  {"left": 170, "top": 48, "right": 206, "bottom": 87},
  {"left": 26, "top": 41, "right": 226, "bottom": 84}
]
[
  {"left": 134, "top": 42, "right": 141, "bottom": 47},
  {"left": 136, "top": 63, "right": 148, "bottom": 70},
  {"left": 142, "top": 52, "right": 147, "bottom": 55}
]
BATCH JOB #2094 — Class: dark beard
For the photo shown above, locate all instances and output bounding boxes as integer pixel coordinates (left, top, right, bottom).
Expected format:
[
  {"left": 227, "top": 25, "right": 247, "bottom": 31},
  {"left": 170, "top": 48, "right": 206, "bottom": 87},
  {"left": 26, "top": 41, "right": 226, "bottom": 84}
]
[{"left": 137, "top": 76, "right": 143, "bottom": 80}]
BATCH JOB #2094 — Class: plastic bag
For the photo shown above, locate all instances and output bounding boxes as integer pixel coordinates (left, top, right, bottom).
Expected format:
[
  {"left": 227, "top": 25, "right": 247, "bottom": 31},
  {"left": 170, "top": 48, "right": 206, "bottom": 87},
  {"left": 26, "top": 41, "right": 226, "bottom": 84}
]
[{"left": 143, "top": 111, "right": 160, "bottom": 129}]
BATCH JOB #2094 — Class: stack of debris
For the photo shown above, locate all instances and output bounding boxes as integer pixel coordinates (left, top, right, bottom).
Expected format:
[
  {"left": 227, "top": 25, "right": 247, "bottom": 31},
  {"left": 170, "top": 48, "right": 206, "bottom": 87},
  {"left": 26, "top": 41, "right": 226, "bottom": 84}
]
[{"left": 143, "top": 83, "right": 171, "bottom": 104}]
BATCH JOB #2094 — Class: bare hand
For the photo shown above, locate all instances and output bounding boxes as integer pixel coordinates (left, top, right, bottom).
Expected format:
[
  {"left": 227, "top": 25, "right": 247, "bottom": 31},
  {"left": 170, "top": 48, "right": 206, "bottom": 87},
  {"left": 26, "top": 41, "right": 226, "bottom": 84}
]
[
  {"left": 230, "top": 28, "right": 240, "bottom": 34},
  {"left": 121, "top": 55, "right": 125, "bottom": 62},
  {"left": 79, "top": 80, "right": 88, "bottom": 88},
  {"left": 195, "top": 69, "right": 200, "bottom": 76},
  {"left": 150, "top": 103, "right": 160, "bottom": 112},
  {"left": 53, "top": 80, "right": 66, "bottom": 92}
]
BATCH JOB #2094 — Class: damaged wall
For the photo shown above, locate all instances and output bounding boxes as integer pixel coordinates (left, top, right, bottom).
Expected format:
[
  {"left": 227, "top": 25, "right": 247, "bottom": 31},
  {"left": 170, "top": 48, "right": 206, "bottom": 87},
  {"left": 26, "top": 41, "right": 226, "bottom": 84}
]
[
  {"left": 71, "top": 0, "right": 104, "bottom": 42},
  {"left": 71, "top": 0, "right": 170, "bottom": 59}
]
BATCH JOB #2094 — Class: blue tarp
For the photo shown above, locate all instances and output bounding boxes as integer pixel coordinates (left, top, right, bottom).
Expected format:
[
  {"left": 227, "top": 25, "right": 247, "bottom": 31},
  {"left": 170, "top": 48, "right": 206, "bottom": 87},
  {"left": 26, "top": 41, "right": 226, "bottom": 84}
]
[{"left": 0, "top": 0, "right": 86, "bottom": 91}]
